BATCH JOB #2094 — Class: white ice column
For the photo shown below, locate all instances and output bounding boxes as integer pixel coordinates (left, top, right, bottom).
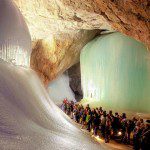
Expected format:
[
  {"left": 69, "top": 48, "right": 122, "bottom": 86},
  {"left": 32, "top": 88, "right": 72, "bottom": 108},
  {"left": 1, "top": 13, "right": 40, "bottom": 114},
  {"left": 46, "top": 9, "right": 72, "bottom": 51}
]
[{"left": 0, "top": 0, "right": 31, "bottom": 66}]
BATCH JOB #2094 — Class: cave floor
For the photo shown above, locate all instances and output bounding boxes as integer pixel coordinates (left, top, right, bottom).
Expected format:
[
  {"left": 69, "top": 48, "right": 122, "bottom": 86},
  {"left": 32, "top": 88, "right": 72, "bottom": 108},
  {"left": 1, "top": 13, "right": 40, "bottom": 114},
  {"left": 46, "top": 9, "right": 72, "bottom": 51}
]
[
  {"left": 66, "top": 113, "right": 133, "bottom": 150},
  {"left": 80, "top": 126, "right": 132, "bottom": 150}
]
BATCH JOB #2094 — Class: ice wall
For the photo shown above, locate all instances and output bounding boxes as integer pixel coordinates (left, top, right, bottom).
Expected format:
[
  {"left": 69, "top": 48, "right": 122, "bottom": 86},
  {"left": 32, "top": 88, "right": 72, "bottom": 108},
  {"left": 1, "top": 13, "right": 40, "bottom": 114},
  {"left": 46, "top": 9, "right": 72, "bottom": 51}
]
[
  {"left": 0, "top": 0, "right": 31, "bottom": 66},
  {"left": 81, "top": 32, "right": 150, "bottom": 113},
  {"left": 47, "top": 73, "right": 75, "bottom": 105}
]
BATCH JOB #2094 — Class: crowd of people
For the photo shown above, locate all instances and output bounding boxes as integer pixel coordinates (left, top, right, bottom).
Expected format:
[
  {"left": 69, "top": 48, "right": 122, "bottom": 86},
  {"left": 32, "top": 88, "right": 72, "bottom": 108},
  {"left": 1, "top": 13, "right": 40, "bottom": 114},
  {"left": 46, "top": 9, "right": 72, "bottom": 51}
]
[{"left": 61, "top": 99, "right": 150, "bottom": 150}]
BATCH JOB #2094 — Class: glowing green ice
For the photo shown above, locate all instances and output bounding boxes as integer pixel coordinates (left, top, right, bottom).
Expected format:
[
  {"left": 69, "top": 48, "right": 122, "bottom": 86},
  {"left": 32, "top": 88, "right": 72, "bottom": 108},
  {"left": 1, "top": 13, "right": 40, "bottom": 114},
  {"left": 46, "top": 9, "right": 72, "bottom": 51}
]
[{"left": 80, "top": 32, "right": 150, "bottom": 113}]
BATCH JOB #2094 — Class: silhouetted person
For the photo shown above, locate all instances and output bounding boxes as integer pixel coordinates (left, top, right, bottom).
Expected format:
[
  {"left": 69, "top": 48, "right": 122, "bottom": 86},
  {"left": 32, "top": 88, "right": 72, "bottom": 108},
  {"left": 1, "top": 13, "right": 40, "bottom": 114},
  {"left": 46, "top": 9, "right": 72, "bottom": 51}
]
[
  {"left": 133, "top": 121, "right": 142, "bottom": 150},
  {"left": 105, "top": 120, "right": 111, "bottom": 143},
  {"left": 126, "top": 120, "right": 133, "bottom": 144},
  {"left": 93, "top": 113, "right": 100, "bottom": 136},
  {"left": 121, "top": 113, "right": 127, "bottom": 143},
  {"left": 101, "top": 111, "right": 106, "bottom": 137},
  {"left": 112, "top": 112, "right": 120, "bottom": 136},
  {"left": 141, "top": 120, "right": 150, "bottom": 150},
  {"left": 86, "top": 111, "right": 91, "bottom": 131}
]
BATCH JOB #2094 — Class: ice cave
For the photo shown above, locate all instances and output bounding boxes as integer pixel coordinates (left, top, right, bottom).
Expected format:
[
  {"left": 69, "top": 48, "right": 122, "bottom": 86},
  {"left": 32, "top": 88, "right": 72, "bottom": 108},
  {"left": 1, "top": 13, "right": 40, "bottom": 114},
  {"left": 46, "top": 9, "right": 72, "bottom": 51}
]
[
  {"left": 80, "top": 33, "right": 150, "bottom": 114},
  {"left": 0, "top": 0, "right": 150, "bottom": 150}
]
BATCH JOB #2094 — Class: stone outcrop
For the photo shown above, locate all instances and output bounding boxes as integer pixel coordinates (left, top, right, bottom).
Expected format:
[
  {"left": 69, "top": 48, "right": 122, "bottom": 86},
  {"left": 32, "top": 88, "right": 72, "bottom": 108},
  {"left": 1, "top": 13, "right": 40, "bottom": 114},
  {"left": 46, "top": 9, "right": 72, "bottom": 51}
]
[{"left": 31, "top": 30, "right": 99, "bottom": 85}]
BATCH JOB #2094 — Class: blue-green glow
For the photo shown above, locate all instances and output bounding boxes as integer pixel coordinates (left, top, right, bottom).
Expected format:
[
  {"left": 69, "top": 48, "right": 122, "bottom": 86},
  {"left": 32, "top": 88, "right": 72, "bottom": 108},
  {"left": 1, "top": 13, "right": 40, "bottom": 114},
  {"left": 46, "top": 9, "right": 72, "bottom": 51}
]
[{"left": 80, "top": 32, "right": 150, "bottom": 113}]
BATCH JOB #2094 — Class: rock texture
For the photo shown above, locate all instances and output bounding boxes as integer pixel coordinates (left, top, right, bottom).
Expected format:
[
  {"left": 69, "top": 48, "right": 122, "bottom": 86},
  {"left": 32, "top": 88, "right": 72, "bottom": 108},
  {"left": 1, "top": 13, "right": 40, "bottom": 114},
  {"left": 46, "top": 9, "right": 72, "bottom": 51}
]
[
  {"left": 31, "top": 30, "right": 99, "bottom": 85},
  {"left": 94, "top": 0, "right": 150, "bottom": 48},
  {"left": 13, "top": 0, "right": 112, "bottom": 39},
  {"left": 14, "top": 0, "right": 150, "bottom": 47},
  {"left": 13, "top": 0, "right": 150, "bottom": 84},
  {"left": 68, "top": 63, "right": 83, "bottom": 101}
]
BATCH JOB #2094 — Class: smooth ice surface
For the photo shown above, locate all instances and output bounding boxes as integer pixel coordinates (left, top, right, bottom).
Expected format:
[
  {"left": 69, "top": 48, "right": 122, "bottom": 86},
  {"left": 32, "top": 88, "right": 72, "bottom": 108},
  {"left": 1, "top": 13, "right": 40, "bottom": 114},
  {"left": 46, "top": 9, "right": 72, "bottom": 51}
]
[
  {"left": 81, "top": 32, "right": 150, "bottom": 113},
  {"left": 0, "top": 0, "right": 31, "bottom": 66},
  {"left": 0, "top": 59, "right": 104, "bottom": 150},
  {"left": 47, "top": 73, "right": 75, "bottom": 105}
]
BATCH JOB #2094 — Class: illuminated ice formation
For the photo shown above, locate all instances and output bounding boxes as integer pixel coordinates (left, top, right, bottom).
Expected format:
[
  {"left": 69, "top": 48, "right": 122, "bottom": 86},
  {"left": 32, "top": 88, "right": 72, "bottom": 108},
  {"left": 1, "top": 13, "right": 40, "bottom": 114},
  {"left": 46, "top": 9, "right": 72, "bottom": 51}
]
[
  {"left": 0, "top": 1, "right": 103, "bottom": 149},
  {"left": 81, "top": 32, "right": 150, "bottom": 113},
  {"left": 0, "top": 60, "right": 103, "bottom": 150},
  {"left": 48, "top": 73, "right": 75, "bottom": 105},
  {"left": 0, "top": 0, "right": 31, "bottom": 66}
]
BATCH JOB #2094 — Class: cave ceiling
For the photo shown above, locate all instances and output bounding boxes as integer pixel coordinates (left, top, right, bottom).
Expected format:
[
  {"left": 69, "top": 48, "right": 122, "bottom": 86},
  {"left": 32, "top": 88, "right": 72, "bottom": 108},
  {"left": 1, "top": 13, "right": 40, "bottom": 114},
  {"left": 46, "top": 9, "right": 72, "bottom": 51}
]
[{"left": 13, "top": 0, "right": 150, "bottom": 84}]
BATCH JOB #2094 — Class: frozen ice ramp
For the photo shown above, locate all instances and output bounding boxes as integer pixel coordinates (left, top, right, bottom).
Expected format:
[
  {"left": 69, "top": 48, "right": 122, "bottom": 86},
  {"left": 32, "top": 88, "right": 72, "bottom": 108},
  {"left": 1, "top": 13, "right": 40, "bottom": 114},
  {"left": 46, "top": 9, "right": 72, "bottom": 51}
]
[{"left": 0, "top": 60, "right": 104, "bottom": 150}]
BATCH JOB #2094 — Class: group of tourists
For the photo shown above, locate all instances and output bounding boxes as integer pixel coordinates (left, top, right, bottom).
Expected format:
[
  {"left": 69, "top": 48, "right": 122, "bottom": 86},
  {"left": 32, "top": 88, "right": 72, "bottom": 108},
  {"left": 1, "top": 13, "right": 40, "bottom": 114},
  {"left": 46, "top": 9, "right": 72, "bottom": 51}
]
[{"left": 61, "top": 99, "right": 150, "bottom": 150}]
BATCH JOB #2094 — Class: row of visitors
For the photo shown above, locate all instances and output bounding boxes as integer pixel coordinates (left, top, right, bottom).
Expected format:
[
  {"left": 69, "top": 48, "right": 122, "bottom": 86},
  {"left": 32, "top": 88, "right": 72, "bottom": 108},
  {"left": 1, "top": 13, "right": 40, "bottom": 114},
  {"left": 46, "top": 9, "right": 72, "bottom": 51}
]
[{"left": 61, "top": 99, "right": 150, "bottom": 150}]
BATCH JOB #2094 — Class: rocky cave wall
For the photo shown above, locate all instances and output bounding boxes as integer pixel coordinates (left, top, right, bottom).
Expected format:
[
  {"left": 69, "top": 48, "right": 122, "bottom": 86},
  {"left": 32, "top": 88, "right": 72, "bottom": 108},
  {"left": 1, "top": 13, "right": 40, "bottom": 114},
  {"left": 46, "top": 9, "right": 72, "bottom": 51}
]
[
  {"left": 68, "top": 63, "right": 83, "bottom": 101},
  {"left": 14, "top": 0, "right": 150, "bottom": 46},
  {"left": 30, "top": 30, "right": 99, "bottom": 85},
  {"left": 13, "top": 0, "right": 150, "bottom": 87}
]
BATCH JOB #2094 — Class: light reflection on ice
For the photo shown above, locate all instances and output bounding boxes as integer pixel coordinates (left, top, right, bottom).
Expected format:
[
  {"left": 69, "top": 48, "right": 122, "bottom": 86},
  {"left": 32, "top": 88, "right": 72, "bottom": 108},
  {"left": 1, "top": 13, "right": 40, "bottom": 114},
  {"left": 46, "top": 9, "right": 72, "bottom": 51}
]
[
  {"left": 47, "top": 73, "right": 75, "bottom": 105},
  {"left": 0, "top": 60, "right": 104, "bottom": 150}
]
